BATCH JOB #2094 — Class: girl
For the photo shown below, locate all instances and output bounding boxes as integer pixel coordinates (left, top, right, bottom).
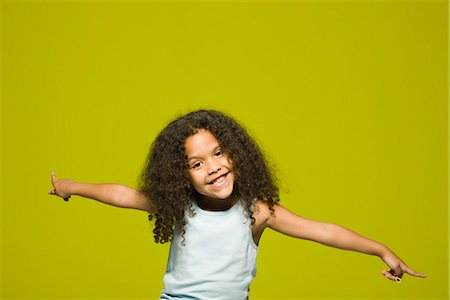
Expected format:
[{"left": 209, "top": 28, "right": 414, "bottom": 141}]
[{"left": 48, "top": 109, "right": 426, "bottom": 299}]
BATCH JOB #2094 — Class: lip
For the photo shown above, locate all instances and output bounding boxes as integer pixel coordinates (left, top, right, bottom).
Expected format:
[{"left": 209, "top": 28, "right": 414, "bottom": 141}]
[{"left": 207, "top": 172, "right": 229, "bottom": 186}]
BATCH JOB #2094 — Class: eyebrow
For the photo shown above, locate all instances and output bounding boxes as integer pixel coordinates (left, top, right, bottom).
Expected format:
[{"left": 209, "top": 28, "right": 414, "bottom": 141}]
[{"left": 187, "top": 144, "right": 221, "bottom": 162}]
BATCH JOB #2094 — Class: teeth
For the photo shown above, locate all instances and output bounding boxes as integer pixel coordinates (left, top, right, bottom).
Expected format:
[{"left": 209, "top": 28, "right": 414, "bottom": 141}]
[
  {"left": 211, "top": 175, "right": 225, "bottom": 185},
  {"left": 213, "top": 177, "right": 224, "bottom": 184}
]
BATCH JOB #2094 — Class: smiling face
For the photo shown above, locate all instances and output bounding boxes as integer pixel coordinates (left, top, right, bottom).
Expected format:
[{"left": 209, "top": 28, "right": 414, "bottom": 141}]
[{"left": 185, "top": 129, "right": 235, "bottom": 204}]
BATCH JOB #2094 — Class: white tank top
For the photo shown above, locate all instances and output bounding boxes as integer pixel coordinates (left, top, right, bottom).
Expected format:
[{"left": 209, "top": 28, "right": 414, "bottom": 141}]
[{"left": 160, "top": 200, "right": 258, "bottom": 300}]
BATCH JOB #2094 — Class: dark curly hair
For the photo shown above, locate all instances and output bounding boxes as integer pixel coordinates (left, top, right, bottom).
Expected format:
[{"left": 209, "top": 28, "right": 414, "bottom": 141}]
[{"left": 140, "top": 109, "right": 279, "bottom": 244}]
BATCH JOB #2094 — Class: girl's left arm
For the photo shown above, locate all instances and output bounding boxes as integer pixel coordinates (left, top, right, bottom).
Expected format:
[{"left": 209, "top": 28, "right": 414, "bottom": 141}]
[{"left": 257, "top": 201, "right": 426, "bottom": 282}]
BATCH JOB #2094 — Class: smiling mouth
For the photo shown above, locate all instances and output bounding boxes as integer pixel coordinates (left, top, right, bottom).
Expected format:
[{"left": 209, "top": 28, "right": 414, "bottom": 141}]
[{"left": 208, "top": 173, "right": 229, "bottom": 186}]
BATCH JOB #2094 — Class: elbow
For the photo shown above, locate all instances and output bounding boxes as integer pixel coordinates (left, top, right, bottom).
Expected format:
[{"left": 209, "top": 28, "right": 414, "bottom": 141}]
[{"left": 112, "top": 184, "right": 132, "bottom": 208}]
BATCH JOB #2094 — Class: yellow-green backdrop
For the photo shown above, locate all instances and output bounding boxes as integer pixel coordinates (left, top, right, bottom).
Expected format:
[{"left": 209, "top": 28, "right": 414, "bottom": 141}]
[{"left": 1, "top": 1, "right": 447, "bottom": 299}]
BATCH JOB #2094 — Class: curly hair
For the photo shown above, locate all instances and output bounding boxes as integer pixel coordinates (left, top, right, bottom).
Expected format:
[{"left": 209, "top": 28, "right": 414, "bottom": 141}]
[{"left": 140, "top": 109, "right": 280, "bottom": 244}]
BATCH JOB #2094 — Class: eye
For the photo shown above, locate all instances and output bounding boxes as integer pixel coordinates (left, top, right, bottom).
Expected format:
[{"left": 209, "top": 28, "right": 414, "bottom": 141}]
[
  {"left": 191, "top": 161, "right": 202, "bottom": 169},
  {"left": 214, "top": 150, "right": 222, "bottom": 157}
]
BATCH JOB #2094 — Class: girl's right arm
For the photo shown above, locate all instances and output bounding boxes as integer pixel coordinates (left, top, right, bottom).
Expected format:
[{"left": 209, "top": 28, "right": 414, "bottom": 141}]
[{"left": 48, "top": 172, "right": 152, "bottom": 212}]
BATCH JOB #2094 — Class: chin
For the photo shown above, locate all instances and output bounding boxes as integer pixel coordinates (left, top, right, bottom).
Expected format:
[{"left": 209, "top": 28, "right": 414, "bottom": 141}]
[
  {"left": 202, "top": 188, "right": 234, "bottom": 201},
  {"left": 217, "top": 192, "right": 233, "bottom": 200}
]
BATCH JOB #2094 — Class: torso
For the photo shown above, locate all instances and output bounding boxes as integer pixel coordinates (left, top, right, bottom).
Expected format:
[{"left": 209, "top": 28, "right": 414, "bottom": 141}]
[
  {"left": 161, "top": 199, "right": 259, "bottom": 300},
  {"left": 196, "top": 198, "right": 272, "bottom": 246}
]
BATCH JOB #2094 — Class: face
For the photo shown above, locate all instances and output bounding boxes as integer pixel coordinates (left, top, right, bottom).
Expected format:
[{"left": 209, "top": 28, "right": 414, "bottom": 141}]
[{"left": 185, "top": 130, "right": 235, "bottom": 201}]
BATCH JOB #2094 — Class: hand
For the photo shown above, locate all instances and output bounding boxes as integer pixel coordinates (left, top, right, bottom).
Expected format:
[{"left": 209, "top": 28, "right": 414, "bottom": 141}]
[
  {"left": 380, "top": 250, "right": 426, "bottom": 282},
  {"left": 48, "top": 172, "right": 72, "bottom": 201}
]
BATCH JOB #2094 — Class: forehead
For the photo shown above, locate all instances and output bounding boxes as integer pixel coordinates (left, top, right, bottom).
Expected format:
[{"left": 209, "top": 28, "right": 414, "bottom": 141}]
[{"left": 185, "top": 130, "right": 219, "bottom": 157}]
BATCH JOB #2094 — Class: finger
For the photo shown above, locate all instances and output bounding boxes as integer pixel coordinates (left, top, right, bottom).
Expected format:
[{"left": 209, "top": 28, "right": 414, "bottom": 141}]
[
  {"left": 382, "top": 270, "right": 396, "bottom": 280},
  {"left": 403, "top": 266, "right": 427, "bottom": 278},
  {"left": 382, "top": 270, "right": 402, "bottom": 283},
  {"left": 387, "top": 263, "right": 404, "bottom": 280},
  {"left": 389, "top": 268, "right": 402, "bottom": 276}
]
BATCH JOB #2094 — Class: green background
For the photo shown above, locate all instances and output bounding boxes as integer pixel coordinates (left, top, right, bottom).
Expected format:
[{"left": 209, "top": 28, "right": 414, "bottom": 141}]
[{"left": 1, "top": 1, "right": 447, "bottom": 299}]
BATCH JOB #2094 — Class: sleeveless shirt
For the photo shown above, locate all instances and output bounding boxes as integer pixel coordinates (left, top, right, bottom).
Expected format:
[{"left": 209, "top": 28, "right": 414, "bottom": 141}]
[{"left": 160, "top": 200, "right": 258, "bottom": 300}]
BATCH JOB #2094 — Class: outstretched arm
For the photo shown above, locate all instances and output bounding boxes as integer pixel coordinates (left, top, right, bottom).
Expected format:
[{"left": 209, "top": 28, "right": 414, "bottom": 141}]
[
  {"left": 254, "top": 201, "right": 426, "bottom": 282},
  {"left": 48, "top": 172, "right": 152, "bottom": 212}
]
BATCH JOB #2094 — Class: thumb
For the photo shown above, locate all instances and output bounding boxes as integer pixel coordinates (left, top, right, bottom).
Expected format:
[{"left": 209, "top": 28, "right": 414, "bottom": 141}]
[{"left": 50, "top": 172, "right": 57, "bottom": 186}]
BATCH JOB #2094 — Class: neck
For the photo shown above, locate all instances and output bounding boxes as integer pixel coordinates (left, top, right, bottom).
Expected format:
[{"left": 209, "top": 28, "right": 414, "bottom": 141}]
[{"left": 196, "top": 195, "right": 238, "bottom": 211}]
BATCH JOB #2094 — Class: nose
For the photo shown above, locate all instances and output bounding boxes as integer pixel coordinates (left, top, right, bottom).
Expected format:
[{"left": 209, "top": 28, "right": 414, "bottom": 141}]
[{"left": 207, "top": 161, "right": 221, "bottom": 175}]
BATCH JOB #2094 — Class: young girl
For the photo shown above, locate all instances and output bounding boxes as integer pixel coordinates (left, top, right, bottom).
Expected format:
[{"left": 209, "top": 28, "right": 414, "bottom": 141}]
[{"left": 48, "top": 109, "right": 426, "bottom": 299}]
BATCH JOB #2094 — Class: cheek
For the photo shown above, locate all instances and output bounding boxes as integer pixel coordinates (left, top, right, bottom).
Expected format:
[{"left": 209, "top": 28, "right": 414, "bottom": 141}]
[
  {"left": 223, "top": 157, "right": 233, "bottom": 169},
  {"left": 229, "top": 172, "right": 236, "bottom": 185},
  {"left": 188, "top": 171, "right": 202, "bottom": 188}
]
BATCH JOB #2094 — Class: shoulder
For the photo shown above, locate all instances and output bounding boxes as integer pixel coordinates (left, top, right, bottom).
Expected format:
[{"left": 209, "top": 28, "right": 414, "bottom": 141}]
[
  {"left": 252, "top": 200, "right": 305, "bottom": 230},
  {"left": 253, "top": 200, "right": 329, "bottom": 241}
]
